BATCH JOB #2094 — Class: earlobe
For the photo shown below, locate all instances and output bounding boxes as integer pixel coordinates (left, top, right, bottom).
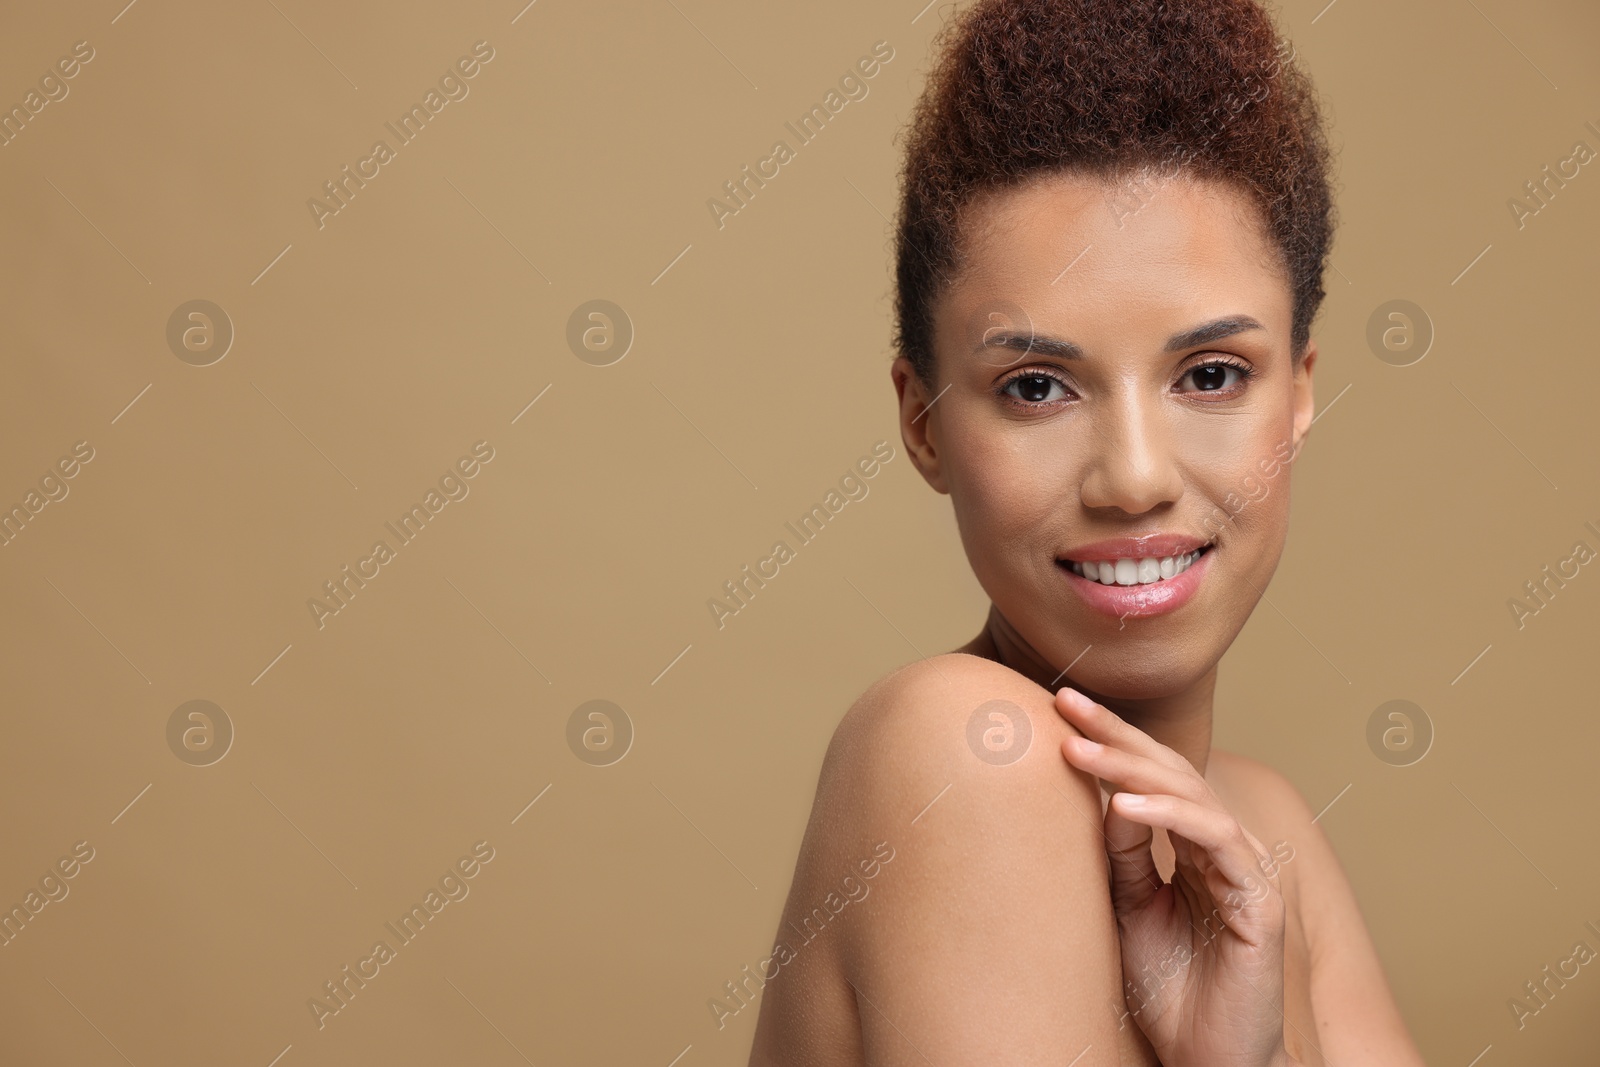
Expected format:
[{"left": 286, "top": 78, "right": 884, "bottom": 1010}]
[
  {"left": 1289, "top": 338, "right": 1317, "bottom": 458},
  {"left": 891, "top": 356, "right": 949, "bottom": 494}
]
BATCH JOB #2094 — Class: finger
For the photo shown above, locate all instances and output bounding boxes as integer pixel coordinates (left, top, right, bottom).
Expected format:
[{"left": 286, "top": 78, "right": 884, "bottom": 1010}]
[
  {"left": 1054, "top": 688, "right": 1192, "bottom": 773},
  {"left": 1107, "top": 792, "right": 1273, "bottom": 911},
  {"left": 1101, "top": 792, "right": 1164, "bottom": 916},
  {"left": 1061, "top": 734, "right": 1213, "bottom": 807}
]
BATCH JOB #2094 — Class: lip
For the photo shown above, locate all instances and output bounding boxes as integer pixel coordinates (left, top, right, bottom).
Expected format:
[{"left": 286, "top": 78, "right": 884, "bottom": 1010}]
[
  {"left": 1060, "top": 534, "right": 1212, "bottom": 563},
  {"left": 1057, "top": 544, "right": 1214, "bottom": 619}
]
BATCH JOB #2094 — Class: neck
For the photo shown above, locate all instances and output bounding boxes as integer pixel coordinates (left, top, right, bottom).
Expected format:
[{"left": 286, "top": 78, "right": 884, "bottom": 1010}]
[{"left": 960, "top": 602, "right": 1216, "bottom": 776}]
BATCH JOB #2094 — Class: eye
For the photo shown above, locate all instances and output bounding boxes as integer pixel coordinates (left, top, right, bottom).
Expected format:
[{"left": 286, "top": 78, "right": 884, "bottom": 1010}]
[
  {"left": 1000, "top": 371, "right": 1073, "bottom": 406},
  {"left": 1177, "top": 359, "right": 1253, "bottom": 395}
]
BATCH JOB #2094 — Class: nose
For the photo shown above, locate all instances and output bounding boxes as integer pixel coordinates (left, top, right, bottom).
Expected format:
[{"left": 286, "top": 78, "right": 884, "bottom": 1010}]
[{"left": 1078, "top": 396, "right": 1184, "bottom": 514}]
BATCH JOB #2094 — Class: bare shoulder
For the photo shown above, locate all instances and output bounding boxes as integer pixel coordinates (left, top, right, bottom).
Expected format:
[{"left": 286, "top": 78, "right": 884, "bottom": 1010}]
[
  {"left": 748, "top": 653, "right": 1133, "bottom": 1061},
  {"left": 828, "top": 652, "right": 1086, "bottom": 778},
  {"left": 813, "top": 653, "right": 1112, "bottom": 854},
  {"left": 1203, "top": 749, "right": 1323, "bottom": 913},
  {"left": 1206, "top": 749, "right": 1427, "bottom": 1065},
  {"left": 1206, "top": 747, "right": 1310, "bottom": 811},
  {"left": 807, "top": 652, "right": 1106, "bottom": 887}
]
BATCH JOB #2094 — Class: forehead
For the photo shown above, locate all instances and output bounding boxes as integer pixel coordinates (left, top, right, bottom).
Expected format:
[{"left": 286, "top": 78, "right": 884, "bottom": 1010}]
[{"left": 940, "top": 169, "right": 1291, "bottom": 348}]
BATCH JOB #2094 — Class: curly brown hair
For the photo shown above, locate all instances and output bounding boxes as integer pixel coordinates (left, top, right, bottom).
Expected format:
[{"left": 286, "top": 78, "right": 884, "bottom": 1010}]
[{"left": 893, "top": 0, "right": 1336, "bottom": 384}]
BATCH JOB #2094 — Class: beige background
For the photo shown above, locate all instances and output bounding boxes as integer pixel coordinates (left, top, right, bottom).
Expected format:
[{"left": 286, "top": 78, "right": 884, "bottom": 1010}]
[{"left": 0, "top": 0, "right": 1596, "bottom": 1063}]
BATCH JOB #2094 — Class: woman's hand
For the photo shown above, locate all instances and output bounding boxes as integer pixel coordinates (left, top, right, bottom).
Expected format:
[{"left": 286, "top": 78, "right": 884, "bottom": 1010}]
[{"left": 1056, "top": 687, "right": 1290, "bottom": 1067}]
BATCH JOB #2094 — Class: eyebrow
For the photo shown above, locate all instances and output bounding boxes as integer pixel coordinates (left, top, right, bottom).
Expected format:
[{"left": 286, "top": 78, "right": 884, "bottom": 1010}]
[{"left": 975, "top": 315, "right": 1266, "bottom": 360}]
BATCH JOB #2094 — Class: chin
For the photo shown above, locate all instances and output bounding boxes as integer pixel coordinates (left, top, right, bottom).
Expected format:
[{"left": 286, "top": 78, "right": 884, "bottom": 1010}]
[{"left": 1065, "top": 651, "right": 1220, "bottom": 702}]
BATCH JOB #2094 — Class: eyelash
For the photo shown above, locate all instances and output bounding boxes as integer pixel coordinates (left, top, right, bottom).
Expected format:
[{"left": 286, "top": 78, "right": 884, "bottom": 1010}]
[{"left": 997, "top": 357, "right": 1257, "bottom": 407}]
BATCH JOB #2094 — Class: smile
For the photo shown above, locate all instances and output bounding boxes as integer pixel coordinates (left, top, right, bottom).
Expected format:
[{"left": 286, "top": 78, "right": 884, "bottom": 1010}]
[
  {"left": 1054, "top": 540, "right": 1215, "bottom": 618},
  {"left": 1061, "top": 548, "right": 1207, "bottom": 586}
]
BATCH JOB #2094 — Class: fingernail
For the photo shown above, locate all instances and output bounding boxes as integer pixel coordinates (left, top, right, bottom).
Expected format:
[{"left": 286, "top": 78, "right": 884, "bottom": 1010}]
[{"left": 1117, "top": 793, "right": 1146, "bottom": 806}]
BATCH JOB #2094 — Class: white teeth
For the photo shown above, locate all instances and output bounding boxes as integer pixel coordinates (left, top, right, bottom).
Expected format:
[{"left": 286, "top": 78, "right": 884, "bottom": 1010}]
[{"left": 1068, "top": 548, "right": 1206, "bottom": 585}]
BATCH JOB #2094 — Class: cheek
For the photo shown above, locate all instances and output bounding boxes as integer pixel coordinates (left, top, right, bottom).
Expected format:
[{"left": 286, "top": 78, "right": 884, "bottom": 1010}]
[{"left": 946, "top": 429, "right": 1072, "bottom": 545}]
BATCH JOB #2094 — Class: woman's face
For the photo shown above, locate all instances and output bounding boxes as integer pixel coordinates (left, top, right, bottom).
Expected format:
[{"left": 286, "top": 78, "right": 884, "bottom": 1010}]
[{"left": 894, "top": 169, "right": 1317, "bottom": 699}]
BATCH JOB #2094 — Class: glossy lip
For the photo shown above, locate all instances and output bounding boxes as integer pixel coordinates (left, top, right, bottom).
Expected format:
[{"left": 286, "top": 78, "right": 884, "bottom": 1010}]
[
  {"left": 1060, "top": 533, "right": 1212, "bottom": 564},
  {"left": 1057, "top": 544, "right": 1214, "bottom": 618}
]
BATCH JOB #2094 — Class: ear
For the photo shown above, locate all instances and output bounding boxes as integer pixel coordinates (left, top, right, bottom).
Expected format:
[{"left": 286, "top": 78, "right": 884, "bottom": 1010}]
[
  {"left": 891, "top": 355, "right": 950, "bottom": 494},
  {"left": 1288, "top": 336, "right": 1317, "bottom": 461}
]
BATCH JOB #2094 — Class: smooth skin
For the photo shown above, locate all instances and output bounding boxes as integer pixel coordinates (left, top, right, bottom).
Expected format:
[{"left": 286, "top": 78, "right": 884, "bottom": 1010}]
[{"left": 746, "top": 168, "right": 1427, "bottom": 1065}]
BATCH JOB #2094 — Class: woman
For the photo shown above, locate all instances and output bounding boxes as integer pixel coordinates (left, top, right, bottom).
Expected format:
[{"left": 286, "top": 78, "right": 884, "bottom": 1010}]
[{"left": 746, "top": 0, "right": 1428, "bottom": 1064}]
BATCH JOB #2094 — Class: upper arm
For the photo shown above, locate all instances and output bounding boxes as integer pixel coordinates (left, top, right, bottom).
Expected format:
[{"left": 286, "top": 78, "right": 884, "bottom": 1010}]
[
  {"left": 1244, "top": 762, "right": 1427, "bottom": 1066},
  {"left": 806, "top": 655, "right": 1134, "bottom": 1065}
]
